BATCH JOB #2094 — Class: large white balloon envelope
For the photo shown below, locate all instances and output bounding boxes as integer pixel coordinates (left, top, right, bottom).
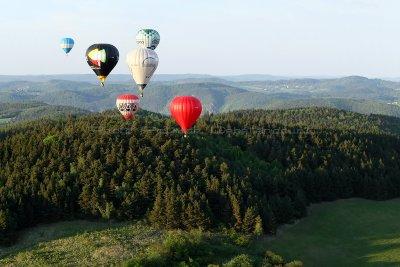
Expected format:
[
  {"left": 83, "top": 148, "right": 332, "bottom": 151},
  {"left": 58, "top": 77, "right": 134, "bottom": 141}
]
[{"left": 126, "top": 47, "right": 159, "bottom": 97}]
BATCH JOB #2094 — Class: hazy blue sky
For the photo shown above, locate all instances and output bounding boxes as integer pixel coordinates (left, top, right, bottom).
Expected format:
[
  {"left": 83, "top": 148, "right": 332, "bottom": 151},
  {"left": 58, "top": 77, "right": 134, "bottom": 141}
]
[{"left": 2, "top": 0, "right": 400, "bottom": 77}]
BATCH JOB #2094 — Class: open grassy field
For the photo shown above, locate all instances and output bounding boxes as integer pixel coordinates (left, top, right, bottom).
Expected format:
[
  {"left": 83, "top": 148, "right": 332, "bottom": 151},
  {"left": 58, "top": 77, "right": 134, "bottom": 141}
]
[
  {"left": 1, "top": 199, "right": 400, "bottom": 266},
  {"left": 0, "top": 220, "right": 162, "bottom": 266},
  {"left": 266, "top": 198, "right": 400, "bottom": 267}
]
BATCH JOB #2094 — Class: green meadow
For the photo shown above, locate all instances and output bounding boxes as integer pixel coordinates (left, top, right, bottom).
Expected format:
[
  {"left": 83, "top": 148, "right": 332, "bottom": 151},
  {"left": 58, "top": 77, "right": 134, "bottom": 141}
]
[
  {"left": 1, "top": 199, "right": 400, "bottom": 266},
  {"left": 267, "top": 198, "right": 400, "bottom": 266}
]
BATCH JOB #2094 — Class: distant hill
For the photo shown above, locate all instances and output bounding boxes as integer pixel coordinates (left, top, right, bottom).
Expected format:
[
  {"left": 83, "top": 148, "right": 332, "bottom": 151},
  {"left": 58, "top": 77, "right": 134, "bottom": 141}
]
[
  {"left": 0, "top": 74, "right": 213, "bottom": 84},
  {"left": 0, "top": 74, "right": 288, "bottom": 83},
  {"left": 222, "top": 97, "right": 400, "bottom": 117},
  {"left": 0, "top": 102, "right": 89, "bottom": 125},
  {"left": 220, "top": 74, "right": 290, "bottom": 81},
  {"left": 1, "top": 76, "right": 400, "bottom": 117},
  {"left": 237, "top": 76, "right": 400, "bottom": 98},
  {"left": 141, "top": 82, "right": 245, "bottom": 113}
]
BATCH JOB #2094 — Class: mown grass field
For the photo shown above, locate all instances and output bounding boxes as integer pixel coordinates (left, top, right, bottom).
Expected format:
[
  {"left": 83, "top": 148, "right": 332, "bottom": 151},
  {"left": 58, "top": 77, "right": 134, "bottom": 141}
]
[
  {"left": 1, "top": 199, "right": 400, "bottom": 266},
  {"left": 266, "top": 198, "right": 400, "bottom": 267}
]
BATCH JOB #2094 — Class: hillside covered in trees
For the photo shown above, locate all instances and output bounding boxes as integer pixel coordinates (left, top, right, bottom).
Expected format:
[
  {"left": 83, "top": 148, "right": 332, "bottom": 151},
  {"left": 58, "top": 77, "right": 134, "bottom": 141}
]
[{"left": 1, "top": 107, "right": 400, "bottom": 245}]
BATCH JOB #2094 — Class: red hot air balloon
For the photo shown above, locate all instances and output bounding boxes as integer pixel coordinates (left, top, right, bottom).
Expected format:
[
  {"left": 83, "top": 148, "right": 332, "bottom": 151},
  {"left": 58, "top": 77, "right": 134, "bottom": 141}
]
[
  {"left": 169, "top": 96, "right": 202, "bottom": 136},
  {"left": 116, "top": 94, "right": 139, "bottom": 120}
]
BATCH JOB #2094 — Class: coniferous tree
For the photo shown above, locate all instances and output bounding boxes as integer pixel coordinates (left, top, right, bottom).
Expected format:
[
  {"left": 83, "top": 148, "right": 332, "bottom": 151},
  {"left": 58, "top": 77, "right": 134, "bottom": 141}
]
[
  {"left": 254, "top": 215, "right": 263, "bottom": 236},
  {"left": 242, "top": 207, "right": 257, "bottom": 233}
]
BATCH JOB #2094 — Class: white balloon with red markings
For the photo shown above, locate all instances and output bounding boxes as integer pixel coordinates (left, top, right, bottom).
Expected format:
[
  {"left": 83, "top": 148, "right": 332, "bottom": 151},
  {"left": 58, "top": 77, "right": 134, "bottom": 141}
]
[{"left": 116, "top": 94, "right": 140, "bottom": 120}]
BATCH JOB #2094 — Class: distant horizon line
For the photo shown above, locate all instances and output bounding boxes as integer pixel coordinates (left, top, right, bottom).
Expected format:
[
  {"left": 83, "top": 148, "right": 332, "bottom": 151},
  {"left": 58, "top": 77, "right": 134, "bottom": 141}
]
[{"left": 1, "top": 73, "right": 399, "bottom": 79}]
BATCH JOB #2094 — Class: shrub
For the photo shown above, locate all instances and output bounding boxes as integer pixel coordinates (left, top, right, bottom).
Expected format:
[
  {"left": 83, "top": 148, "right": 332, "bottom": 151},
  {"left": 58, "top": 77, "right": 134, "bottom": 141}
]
[
  {"left": 262, "top": 251, "right": 284, "bottom": 266},
  {"left": 127, "top": 230, "right": 210, "bottom": 267},
  {"left": 285, "top": 260, "right": 303, "bottom": 267},
  {"left": 225, "top": 229, "right": 252, "bottom": 247},
  {"left": 223, "top": 254, "right": 254, "bottom": 267}
]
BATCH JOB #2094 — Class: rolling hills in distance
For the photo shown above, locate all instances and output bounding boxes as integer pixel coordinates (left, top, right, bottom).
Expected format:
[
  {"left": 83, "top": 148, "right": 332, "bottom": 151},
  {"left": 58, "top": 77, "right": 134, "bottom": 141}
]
[
  {"left": 0, "top": 74, "right": 311, "bottom": 83},
  {"left": 1, "top": 75, "right": 400, "bottom": 119},
  {"left": 0, "top": 102, "right": 89, "bottom": 125}
]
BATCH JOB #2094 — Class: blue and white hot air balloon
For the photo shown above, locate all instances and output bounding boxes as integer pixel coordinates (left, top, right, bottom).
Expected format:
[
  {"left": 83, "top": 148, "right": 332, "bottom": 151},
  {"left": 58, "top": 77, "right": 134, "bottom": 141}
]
[
  {"left": 60, "top": 38, "right": 75, "bottom": 55},
  {"left": 136, "top": 29, "right": 160, "bottom": 50}
]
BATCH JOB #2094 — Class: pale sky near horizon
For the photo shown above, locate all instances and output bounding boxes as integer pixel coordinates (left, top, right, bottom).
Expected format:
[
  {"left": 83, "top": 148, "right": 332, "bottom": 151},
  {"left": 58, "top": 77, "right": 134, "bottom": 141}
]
[{"left": 2, "top": 0, "right": 400, "bottom": 77}]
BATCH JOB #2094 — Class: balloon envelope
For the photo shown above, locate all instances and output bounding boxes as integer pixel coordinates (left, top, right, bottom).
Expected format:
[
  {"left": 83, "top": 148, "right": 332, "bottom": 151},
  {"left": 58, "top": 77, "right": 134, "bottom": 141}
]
[
  {"left": 86, "top": 44, "right": 119, "bottom": 86},
  {"left": 169, "top": 96, "right": 202, "bottom": 135},
  {"left": 116, "top": 94, "right": 139, "bottom": 120},
  {"left": 136, "top": 29, "right": 160, "bottom": 50},
  {"left": 126, "top": 47, "right": 158, "bottom": 96},
  {"left": 60, "top": 38, "right": 74, "bottom": 54}
]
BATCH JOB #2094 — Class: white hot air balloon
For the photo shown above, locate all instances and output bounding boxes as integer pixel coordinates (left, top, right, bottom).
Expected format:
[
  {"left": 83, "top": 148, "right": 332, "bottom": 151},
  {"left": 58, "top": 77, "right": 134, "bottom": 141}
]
[{"left": 126, "top": 47, "right": 159, "bottom": 97}]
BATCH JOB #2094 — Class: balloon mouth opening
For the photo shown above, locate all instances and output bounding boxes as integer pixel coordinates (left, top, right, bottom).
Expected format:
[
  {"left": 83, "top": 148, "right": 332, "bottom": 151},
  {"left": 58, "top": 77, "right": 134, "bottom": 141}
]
[
  {"left": 181, "top": 128, "right": 188, "bottom": 136},
  {"left": 123, "top": 115, "right": 134, "bottom": 121},
  {"left": 98, "top": 76, "right": 106, "bottom": 87},
  {"left": 138, "top": 84, "right": 147, "bottom": 97}
]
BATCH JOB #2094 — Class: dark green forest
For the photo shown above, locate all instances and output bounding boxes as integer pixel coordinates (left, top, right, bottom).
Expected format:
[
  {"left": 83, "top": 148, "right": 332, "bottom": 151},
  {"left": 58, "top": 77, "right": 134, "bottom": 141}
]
[{"left": 1, "top": 107, "right": 400, "bottom": 245}]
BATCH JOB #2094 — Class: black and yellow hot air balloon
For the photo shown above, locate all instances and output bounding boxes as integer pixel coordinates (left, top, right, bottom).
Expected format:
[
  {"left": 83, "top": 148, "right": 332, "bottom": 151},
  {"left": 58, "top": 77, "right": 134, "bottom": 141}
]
[{"left": 86, "top": 44, "right": 119, "bottom": 86}]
